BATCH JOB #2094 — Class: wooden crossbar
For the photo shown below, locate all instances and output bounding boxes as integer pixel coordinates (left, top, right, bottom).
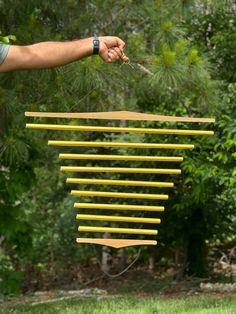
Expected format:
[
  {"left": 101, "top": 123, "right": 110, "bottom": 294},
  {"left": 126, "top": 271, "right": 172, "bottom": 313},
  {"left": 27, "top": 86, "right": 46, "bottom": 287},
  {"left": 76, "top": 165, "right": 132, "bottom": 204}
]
[
  {"left": 61, "top": 166, "right": 181, "bottom": 174},
  {"left": 76, "top": 214, "right": 161, "bottom": 224},
  {"left": 59, "top": 154, "right": 183, "bottom": 162},
  {"left": 71, "top": 190, "right": 169, "bottom": 200},
  {"left": 49, "top": 140, "right": 194, "bottom": 150},
  {"left": 66, "top": 178, "right": 174, "bottom": 188},
  {"left": 78, "top": 226, "right": 158, "bottom": 235},
  {"left": 74, "top": 203, "right": 165, "bottom": 211},
  {"left": 25, "top": 110, "right": 215, "bottom": 123},
  {"left": 26, "top": 123, "right": 214, "bottom": 136},
  {"left": 76, "top": 238, "right": 157, "bottom": 248}
]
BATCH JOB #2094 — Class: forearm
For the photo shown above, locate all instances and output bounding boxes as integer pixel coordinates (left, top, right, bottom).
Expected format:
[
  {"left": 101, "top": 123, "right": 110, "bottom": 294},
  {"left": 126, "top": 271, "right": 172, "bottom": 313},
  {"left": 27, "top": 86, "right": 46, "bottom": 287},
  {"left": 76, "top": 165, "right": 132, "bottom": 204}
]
[{"left": 0, "top": 38, "right": 93, "bottom": 72}]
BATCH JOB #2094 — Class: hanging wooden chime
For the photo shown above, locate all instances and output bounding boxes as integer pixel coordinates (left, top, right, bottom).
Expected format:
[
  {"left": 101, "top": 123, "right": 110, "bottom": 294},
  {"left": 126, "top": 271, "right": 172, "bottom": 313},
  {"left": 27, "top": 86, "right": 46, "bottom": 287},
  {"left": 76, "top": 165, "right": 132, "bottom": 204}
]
[{"left": 25, "top": 111, "right": 215, "bottom": 248}]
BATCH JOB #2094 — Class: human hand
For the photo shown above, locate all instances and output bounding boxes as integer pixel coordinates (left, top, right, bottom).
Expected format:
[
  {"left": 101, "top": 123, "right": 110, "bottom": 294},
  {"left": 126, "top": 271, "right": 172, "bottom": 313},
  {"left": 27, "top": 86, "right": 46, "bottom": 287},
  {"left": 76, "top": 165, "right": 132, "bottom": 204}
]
[{"left": 99, "top": 36, "right": 129, "bottom": 63}]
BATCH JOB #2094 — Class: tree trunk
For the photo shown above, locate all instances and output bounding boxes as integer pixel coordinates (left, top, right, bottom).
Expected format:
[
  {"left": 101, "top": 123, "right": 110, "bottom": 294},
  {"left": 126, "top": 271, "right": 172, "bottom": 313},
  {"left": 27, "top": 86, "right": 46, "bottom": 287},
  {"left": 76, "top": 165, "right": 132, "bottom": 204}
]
[
  {"left": 185, "top": 207, "right": 208, "bottom": 277},
  {"left": 101, "top": 232, "right": 112, "bottom": 273},
  {"left": 118, "top": 248, "right": 126, "bottom": 269},
  {"left": 186, "top": 235, "right": 208, "bottom": 277},
  {"left": 174, "top": 246, "right": 187, "bottom": 281},
  {"left": 148, "top": 255, "right": 155, "bottom": 273}
]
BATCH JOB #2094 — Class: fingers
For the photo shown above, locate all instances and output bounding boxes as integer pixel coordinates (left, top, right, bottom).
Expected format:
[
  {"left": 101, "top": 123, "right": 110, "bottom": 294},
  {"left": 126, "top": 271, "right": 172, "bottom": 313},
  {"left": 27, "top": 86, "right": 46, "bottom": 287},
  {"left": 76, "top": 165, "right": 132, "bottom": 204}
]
[
  {"left": 108, "top": 48, "right": 120, "bottom": 63},
  {"left": 116, "top": 38, "right": 125, "bottom": 51},
  {"left": 99, "top": 36, "right": 129, "bottom": 63},
  {"left": 107, "top": 47, "right": 129, "bottom": 63},
  {"left": 112, "top": 47, "right": 123, "bottom": 59},
  {"left": 114, "top": 38, "right": 129, "bottom": 61},
  {"left": 121, "top": 52, "right": 129, "bottom": 62}
]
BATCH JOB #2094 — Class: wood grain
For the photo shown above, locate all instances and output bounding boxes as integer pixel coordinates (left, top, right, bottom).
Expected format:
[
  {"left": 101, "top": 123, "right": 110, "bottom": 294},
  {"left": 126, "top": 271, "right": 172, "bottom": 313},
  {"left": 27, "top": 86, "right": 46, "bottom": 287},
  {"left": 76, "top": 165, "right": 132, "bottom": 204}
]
[
  {"left": 25, "top": 110, "right": 215, "bottom": 123},
  {"left": 76, "top": 238, "right": 157, "bottom": 248}
]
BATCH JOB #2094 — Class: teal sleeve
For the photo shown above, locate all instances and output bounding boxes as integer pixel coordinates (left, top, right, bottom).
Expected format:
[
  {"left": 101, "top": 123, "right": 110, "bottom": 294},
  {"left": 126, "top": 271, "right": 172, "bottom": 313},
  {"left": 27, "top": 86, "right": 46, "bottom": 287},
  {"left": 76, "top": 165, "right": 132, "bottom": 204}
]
[{"left": 0, "top": 44, "right": 10, "bottom": 64}]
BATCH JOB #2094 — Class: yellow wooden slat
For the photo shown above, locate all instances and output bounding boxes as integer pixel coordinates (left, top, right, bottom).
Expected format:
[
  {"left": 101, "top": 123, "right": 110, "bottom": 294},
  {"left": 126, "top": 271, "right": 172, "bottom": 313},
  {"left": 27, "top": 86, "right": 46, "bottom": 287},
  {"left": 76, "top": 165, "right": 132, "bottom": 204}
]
[
  {"left": 66, "top": 178, "right": 174, "bottom": 188},
  {"left": 74, "top": 203, "right": 165, "bottom": 211},
  {"left": 76, "top": 214, "right": 161, "bottom": 224},
  {"left": 26, "top": 123, "right": 214, "bottom": 136},
  {"left": 76, "top": 238, "right": 157, "bottom": 248},
  {"left": 78, "top": 226, "right": 158, "bottom": 235},
  {"left": 48, "top": 140, "right": 194, "bottom": 150},
  {"left": 59, "top": 154, "right": 183, "bottom": 162},
  {"left": 71, "top": 190, "right": 168, "bottom": 200},
  {"left": 61, "top": 166, "right": 181, "bottom": 174}
]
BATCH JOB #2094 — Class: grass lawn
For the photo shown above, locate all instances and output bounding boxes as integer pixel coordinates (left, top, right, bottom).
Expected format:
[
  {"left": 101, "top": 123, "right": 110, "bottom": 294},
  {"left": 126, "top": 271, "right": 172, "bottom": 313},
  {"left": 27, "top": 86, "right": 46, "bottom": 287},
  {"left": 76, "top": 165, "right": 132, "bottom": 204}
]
[{"left": 1, "top": 294, "right": 236, "bottom": 314}]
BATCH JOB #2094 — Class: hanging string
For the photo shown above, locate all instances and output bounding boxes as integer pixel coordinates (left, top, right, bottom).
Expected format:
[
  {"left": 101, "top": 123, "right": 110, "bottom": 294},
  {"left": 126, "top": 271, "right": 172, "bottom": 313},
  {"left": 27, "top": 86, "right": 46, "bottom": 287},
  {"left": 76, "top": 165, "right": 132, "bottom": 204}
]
[
  {"left": 77, "top": 246, "right": 142, "bottom": 289},
  {"left": 92, "top": 245, "right": 142, "bottom": 279}
]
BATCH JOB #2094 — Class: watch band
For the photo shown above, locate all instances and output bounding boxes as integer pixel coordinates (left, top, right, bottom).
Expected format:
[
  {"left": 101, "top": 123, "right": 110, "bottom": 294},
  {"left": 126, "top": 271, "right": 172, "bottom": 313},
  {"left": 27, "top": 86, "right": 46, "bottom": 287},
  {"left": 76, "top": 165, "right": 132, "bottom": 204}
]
[{"left": 93, "top": 36, "right": 100, "bottom": 55}]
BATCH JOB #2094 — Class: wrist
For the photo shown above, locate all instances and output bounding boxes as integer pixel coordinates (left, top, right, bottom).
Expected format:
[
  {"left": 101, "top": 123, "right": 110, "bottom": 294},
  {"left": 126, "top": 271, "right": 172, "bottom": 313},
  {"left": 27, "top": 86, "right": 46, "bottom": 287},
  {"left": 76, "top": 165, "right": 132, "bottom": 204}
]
[
  {"left": 86, "top": 37, "right": 94, "bottom": 56},
  {"left": 77, "top": 37, "right": 93, "bottom": 58},
  {"left": 92, "top": 35, "right": 100, "bottom": 55}
]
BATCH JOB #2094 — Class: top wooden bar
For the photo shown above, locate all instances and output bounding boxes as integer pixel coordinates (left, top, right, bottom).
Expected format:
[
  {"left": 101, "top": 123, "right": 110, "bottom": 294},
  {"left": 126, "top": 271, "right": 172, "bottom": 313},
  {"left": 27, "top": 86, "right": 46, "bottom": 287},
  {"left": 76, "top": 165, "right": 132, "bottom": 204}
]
[{"left": 25, "top": 111, "right": 215, "bottom": 123}]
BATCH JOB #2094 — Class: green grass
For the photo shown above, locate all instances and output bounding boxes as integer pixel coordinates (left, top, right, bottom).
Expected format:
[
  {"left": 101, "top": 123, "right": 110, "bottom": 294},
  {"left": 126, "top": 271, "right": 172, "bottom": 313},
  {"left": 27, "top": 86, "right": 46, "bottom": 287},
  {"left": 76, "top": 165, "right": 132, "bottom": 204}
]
[
  {"left": 118, "top": 275, "right": 173, "bottom": 294},
  {"left": 1, "top": 295, "right": 236, "bottom": 314}
]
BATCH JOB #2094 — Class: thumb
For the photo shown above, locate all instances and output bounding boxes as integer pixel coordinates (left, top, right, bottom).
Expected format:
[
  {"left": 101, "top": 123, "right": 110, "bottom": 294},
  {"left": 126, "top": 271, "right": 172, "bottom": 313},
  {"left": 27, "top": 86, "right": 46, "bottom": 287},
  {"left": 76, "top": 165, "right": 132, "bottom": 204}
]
[{"left": 116, "top": 38, "right": 125, "bottom": 51}]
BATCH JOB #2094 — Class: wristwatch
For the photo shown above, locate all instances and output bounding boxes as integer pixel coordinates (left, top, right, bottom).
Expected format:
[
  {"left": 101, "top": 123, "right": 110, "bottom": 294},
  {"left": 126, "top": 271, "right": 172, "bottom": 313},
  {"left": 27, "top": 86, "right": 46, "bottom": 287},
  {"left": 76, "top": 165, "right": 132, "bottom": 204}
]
[{"left": 93, "top": 36, "right": 100, "bottom": 55}]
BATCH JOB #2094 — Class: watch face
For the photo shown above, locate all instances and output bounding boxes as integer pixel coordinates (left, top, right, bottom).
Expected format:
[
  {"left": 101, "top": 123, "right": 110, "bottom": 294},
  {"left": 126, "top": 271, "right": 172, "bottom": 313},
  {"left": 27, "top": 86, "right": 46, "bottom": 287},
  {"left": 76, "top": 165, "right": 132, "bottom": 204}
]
[{"left": 93, "top": 39, "right": 99, "bottom": 46}]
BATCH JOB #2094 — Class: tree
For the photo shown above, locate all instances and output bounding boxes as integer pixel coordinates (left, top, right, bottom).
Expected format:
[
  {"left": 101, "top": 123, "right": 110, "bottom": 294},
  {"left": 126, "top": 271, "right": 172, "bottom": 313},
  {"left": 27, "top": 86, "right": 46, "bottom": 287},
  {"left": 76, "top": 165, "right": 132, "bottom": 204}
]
[{"left": 0, "top": 0, "right": 235, "bottom": 293}]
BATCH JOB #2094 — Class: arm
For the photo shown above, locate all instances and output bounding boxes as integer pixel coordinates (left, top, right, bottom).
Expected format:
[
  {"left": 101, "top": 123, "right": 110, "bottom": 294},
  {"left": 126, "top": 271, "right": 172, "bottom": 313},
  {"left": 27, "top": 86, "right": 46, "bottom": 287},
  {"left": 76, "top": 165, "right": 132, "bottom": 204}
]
[{"left": 0, "top": 36, "right": 128, "bottom": 72}]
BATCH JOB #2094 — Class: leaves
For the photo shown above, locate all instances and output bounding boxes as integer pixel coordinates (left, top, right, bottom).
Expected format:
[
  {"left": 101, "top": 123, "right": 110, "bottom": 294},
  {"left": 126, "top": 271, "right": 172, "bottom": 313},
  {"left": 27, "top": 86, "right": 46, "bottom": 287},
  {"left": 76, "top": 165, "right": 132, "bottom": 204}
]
[
  {"left": 0, "top": 32, "right": 16, "bottom": 44},
  {"left": 0, "top": 0, "right": 236, "bottom": 292}
]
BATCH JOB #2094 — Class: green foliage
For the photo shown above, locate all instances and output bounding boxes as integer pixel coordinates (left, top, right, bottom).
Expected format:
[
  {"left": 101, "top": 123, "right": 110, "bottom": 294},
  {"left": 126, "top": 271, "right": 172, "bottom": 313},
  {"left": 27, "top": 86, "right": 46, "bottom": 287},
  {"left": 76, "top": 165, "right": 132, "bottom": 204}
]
[
  {"left": 0, "top": 0, "right": 235, "bottom": 293},
  {"left": 0, "top": 253, "right": 23, "bottom": 295},
  {"left": 186, "top": 3, "right": 236, "bottom": 82},
  {"left": 0, "top": 32, "right": 16, "bottom": 44}
]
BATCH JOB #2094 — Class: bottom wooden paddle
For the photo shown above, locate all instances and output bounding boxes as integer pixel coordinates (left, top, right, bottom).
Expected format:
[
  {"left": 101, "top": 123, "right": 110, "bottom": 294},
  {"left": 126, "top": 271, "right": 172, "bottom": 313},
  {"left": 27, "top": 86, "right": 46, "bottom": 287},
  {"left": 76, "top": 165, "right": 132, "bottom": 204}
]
[{"left": 76, "top": 238, "right": 157, "bottom": 248}]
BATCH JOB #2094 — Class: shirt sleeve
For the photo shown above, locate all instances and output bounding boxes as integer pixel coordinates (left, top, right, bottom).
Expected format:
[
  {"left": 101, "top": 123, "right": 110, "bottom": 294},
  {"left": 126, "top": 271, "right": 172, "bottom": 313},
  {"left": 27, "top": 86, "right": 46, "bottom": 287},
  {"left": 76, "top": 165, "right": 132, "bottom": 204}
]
[{"left": 0, "top": 44, "right": 10, "bottom": 65}]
